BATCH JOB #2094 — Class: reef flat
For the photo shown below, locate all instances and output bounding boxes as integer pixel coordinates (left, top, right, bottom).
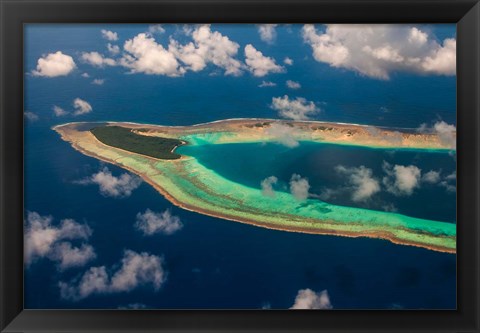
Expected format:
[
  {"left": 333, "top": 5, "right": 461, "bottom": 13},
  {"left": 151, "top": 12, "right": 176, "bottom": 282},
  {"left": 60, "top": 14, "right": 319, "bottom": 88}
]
[{"left": 54, "top": 119, "right": 456, "bottom": 253}]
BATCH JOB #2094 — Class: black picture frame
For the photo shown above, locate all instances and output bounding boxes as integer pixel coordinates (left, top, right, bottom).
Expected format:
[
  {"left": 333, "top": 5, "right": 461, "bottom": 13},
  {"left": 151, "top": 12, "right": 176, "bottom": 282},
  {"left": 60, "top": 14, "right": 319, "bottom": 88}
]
[{"left": 1, "top": 0, "right": 479, "bottom": 332}]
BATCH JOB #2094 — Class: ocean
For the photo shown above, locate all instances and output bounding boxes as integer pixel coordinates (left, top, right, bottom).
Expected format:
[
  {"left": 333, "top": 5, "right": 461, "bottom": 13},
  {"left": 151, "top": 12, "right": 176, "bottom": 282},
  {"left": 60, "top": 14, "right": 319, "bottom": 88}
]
[{"left": 24, "top": 24, "right": 456, "bottom": 309}]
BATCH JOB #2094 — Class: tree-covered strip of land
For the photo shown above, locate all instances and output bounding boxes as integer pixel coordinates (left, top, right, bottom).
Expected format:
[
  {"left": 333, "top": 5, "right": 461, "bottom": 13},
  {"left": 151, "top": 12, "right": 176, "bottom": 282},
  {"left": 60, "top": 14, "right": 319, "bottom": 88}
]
[{"left": 90, "top": 126, "right": 183, "bottom": 159}]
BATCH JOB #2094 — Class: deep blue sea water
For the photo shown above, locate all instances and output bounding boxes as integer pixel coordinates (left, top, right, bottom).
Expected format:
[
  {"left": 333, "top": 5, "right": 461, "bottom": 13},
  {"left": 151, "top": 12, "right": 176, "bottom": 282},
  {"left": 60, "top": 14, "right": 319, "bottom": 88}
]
[{"left": 24, "top": 24, "right": 456, "bottom": 309}]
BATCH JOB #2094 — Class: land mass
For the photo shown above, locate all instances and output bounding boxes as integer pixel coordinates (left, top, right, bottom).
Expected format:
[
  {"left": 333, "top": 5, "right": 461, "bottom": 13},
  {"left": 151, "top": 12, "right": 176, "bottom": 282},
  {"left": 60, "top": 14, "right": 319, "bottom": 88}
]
[
  {"left": 91, "top": 126, "right": 185, "bottom": 160},
  {"left": 54, "top": 119, "right": 456, "bottom": 254}
]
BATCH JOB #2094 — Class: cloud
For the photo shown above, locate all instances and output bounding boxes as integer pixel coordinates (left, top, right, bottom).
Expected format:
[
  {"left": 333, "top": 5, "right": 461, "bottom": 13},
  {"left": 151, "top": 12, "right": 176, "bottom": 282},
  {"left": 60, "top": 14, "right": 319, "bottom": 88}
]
[
  {"left": 382, "top": 162, "right": 421, "bottom": 196},
  {"left": 265, "top": 122, "right": 299, "bottom": 148},
  {"left": 422, "top": 170, "right": 441, "bottom": 184},
  {"left": 92, "top": 79, "right": 105, "bottom": 85},
  {"left": 258, "top": 80, "right": 276, "bottom": 87},
  {"left": 76, "top": 167, "right": 142, "bottom": 198},
  {"left": 271, "top": 95, "right": 320, "bottom": 120},
  {"left": 49, "top": 242, "right": 96, "bottom": 271},
  {"left": 135, "top": 209, "right": 183, "bottom": 236},
  {"left": 107, "top": 43, "right": 120, "bottom": 55},
  {"left": 81, "top": 52, "right": 116, "bottom": 67},
  {"left": 418, "top": 120, "right": 456, "bottom": 149},
  {"left": 118, "top": 303, "right": 147, "bottom": 309},
  {"left": 32, "top": 51, "right": 76, "bottom": 77},
  {"left": 433, "top": 121, "right": 456, "bottom": 149},
  {"left": 302, "top": 24, "right": 456, "bottom": 79},
  {"left": 121, "top": 33, "right": 185, "bottom": 76},
  {"left": 53, "top": 105, "right": 68, "bottom": 117},
  {"left": 24, "top": 212, "right": 58, "bottom": 263},
  {"left": 440, "top": 171, "right": 456, "bottom": 192},
  {"left": 81, "top": 72, "right": 90, "bottom": 78},
  {"left": 168, "top": 25, "right": 243, "bottom": 76},
  {"left": 365, "top": 126, "right": 403, "bottom": 145},
  {"left": 421, "top": 170, "right": 456, "bottom": 192},
  {"left": 101, "top": 29, "right": 118, "bottom": 41},
  {"left": 244, "top": 44, "right": 284, "bottom": 77},
  {"left": 261, "top": 176, "right": 278, "bottom": 197},
  {"left": 59, "top": 250, "right": 166, "bottom": 301},
  {"left": 257, "top": 24, "right": 278, "bottom": 44},
  {"left": 382, "top": 203, "right": 398, "bottom": 212},
  {"left": 335, "top": 165, "right": 380, "bottom": 202},
  {"left": 286, "top": 80, "right": 301, "bottom": 89},
  {"left": 284, "top": 57, "right": 293, "bottom": 65},
  {"left": 73, "top": 98, "right": 93, "bottom": 116},
  {"left": 149, "top": 24, "right": 166, "bottom": 34},
  {"left": 24, "top": 212, "right": 95, "bottom": 270},
  {"left": 290, "top": 289, "right": 332, "bottom": 309},
  {"left": 421, "top": 38, "right": 456, "bottom": 75},
  {"left": 24, "top": 111, "right": 39, "bottom": 121},
  {"left": 289, "top": 174, "right": 310, "bottom": 201}
]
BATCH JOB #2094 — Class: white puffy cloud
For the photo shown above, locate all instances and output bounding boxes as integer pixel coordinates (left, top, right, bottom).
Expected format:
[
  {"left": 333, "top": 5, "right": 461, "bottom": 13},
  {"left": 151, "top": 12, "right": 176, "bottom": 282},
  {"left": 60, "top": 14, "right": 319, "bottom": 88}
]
[
  {"left": 433, "top": 121, "right": 456, "bottom": 149},
  {"left": 24, "top": 111, "right": 39, "bottom": 121},
  {"left": 101, "top": 29, "right": 118, "bottom": 41},
  {"left": 24, "top": 212, "right": 95, "bottom": 270},
  {"left": 440, "top": 171, "right": 456, "bottom": 192},
  {"left": 421, "top": 170, "right": 456, "bottom": 192},
  {"left": 49, "top": 242, "right": 96, "bottom": 271},
  {"left": 261, "top": 176, "right": 278, "bottom": 197},
  {"left": 135, "top": 209, "right": 183, "bottom": 236},
  {"left": 118, "top": 303, "right": 147, "bottom": 309},
  {"left": 244, "top": 44, "right": 284, "bottom": 77},
  {"left": 53, "top": 105, "right": 68, "bottom": 117},
  {"left": 24, "top": 212, "right": 58, "bottom": 263},
  {"left": 271, "top": 95, "right": 320, "bottom": 120},
  {"left": 121, "top": 33, "right": 185, "bottom": 76},
  {"left": 149, "top": 24, "right": 166, "bottom": 34},
  {"left": 257, "top": 24, "right": 277, "bottom": 44},
  {"left": 168, "top": 25, "right": 243, "bottom": 76},
  {"left": 289, "top": 174, "right": 310, "bottom": 201},
  {"left": 81, "top": 72, "right": 90, "bottom": 78},
  {"left": 335, "top": 165, "right": 380, "bottom": 202},
  {"left": 302, "top": 24, "right": 456, "bottom": 79},
  {"left": 422, "top": 170, "right": 441, "bottom": 184},
  {"left": 81, "top": 52, "right": 116, "bottom": 67},
  {"left": 286, "top": 80, "right": 301, "bottom": 89},
  {"left": 107, "top": 43, "right": 120, "bottom": 55},
  {"left": 265, "top": 122, "right": 299, "bottom": 148},
  {"left": 284, "top": 57, "right": 293, "bottom": 65},
  {"left": 32, "top": 51, "right": 76, "bottom": 77},
  {"left": 302, "top": 25, "right": 350, "bottom": 68},
  {"left": 52, "top": 99, "right": 92, "bottom": 117},
  {"left": 258, "top": 80, "right": 276, "bottom": 87},
  {"left": 92, "top": 79, "right": 105, "bottom": 85},
  {"left": 290, "top": 289, "right": 332, "bottom": 309},
  {"left": 59, "top": 250, "right": 166, "bottom": 301},
  {"left": 418, "top": 120, "right": 456, "bottom": 149},
  {"left": 76, "top": 167, "right": 142, "bottom": 198},
  {"left": 73, "top": 98, "right": 93, "bottom": 116},
  {"left": 383, "top": 162, "right": 421, "bottom": 196}
]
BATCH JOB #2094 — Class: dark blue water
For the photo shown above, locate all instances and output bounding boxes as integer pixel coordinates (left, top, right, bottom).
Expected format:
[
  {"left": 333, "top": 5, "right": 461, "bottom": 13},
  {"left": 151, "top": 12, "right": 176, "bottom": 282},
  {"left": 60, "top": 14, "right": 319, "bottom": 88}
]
[{"left": 24, "top": 24, "right": 456, "bottom": 309}]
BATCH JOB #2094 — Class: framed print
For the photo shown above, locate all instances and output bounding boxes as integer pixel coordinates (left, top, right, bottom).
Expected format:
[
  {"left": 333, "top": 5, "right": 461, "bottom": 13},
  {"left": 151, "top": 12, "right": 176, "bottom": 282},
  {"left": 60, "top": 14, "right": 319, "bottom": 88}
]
[{"left": 1, "top": 0, "right": 479, "bottom": 332}]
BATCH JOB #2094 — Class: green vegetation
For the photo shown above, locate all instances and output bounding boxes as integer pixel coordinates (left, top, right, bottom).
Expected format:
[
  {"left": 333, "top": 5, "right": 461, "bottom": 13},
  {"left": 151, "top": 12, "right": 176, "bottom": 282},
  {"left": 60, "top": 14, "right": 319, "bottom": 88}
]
[
  {"left": 254, "top": 122, "right": 270, "bottom": 128},
  {"left": 91, "top": 126, "right": 184, "bottom": 159}
]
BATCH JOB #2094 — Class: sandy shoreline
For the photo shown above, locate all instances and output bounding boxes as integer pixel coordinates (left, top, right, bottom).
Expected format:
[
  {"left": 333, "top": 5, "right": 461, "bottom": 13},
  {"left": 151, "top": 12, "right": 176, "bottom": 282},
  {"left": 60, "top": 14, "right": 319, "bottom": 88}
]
[
  {"left": 54, "top": 117, "right": 455, "bottom": 151},
  {"left": 53, "top": 119, "right": 456, "bottom": 254}
]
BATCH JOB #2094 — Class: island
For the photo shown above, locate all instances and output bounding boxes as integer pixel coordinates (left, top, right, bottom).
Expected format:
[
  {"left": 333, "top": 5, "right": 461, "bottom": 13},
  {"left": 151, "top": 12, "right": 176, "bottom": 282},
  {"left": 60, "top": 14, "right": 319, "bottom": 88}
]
[{"left": 54, "top": 119, "right": 456, "bottom": 254}]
